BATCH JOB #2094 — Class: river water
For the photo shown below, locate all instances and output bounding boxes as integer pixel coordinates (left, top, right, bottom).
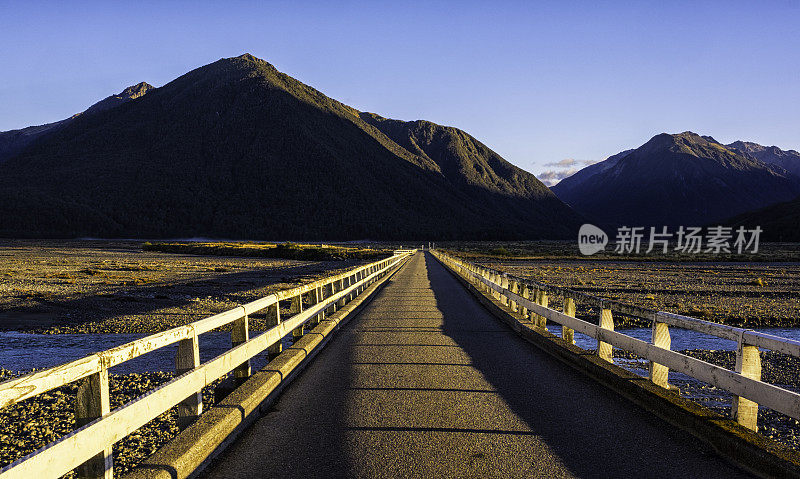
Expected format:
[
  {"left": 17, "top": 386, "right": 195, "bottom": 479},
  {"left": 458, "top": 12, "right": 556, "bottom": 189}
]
[
  {"left": 0, "top": 331, "right": 287, "bottom": 374},
  {"left": 545, "top": 325, "right": 800, "bottom": 352},
  {"left": 1, "top": 327, "right": 799, "bottom": 375}
]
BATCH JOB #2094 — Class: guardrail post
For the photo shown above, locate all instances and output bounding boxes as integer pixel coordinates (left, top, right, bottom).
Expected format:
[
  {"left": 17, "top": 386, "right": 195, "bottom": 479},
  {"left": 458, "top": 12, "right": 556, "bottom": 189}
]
[
  {"left": 291, "top": 294, "right": 304, "bottom": 342},
  {"left": 347, "top": 274, "right": 354, "bottom": 301},
  {"left": 328, "top": 281, "right": 338, "bottom": 313},
  {"left": 337, "top": 278, "right": 348, "bottom": 308},
  {"left": 562, "top": 297, "right": 576, "bottom": 344},
  {"left": 500, "top": 275, "right": 509, "bottom": 305},
  {"left": 520, "top": 284, "right": 530, "bottom": 319},
  {"left": 176, "top": 331, "right": 202, "bottom": 429},
  {"left": 537, "top": 290, "right": 548, "bottom": 328},
  {"left": 310, "top": 286, "right": 324, "bottom": 326},
  {"left": 649, "top": 318, "right": 671, "bottom": 388},
  {"left": 232, "top": 313, "right": 250, "bottom": 382},
  {"left": 732, "top": 336, "right": 762, "bottom": 431},
  {"left": 598, "top": 306, "right": 614, "bottom": 362},
  {"left": 529, "top": 288, "right": 539, "bottom": 324},
  {"left": 509, "top": 280, "right": 518, "bottom": 312},
  {"left": 267, "top": 303, "right": 282, "bottom": 360},
  {"left": 76, "top": 367, "right": 112, "bottom": 479}
]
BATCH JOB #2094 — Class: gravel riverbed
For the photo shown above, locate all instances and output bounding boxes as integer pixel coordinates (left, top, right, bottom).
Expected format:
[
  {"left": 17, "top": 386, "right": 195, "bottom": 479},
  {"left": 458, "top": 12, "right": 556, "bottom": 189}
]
[
  {"left": 612, "top": 349, "right": 800, "bottom": 451},
  {"left": 0, "top": 240, "right": 362, "bottom": 334},
  {"left": 0, "top": 368, "right": 224, "bottom": 477},
  {"left": 482, "top": 258, "right": 800, "bottom": 328}
]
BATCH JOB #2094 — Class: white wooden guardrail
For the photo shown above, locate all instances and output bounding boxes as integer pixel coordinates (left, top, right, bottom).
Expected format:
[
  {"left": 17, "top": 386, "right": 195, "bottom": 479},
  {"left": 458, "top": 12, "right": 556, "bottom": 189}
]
[
  {"left": 0, "top": 251, "right": 414, "bottom": 479},
  {"left": 432, "top": 250, "right": 800, "bottom": 433}
]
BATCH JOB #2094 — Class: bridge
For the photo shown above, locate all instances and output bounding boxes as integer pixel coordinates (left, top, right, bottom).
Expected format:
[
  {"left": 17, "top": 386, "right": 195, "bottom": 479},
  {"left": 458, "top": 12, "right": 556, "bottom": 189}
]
[{"left": 1, "top": 251, "right": 799, "bottom": 478}]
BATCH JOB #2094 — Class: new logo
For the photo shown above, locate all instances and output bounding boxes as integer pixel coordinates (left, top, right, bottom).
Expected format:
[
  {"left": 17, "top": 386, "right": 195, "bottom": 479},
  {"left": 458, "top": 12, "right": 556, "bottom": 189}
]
[{"left": 578, "top": 224, "right": 608, "bottom": 255}]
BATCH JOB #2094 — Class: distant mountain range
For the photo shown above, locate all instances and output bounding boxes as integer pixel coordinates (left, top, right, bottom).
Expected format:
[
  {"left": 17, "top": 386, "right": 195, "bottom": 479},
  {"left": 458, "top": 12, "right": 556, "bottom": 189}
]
[
  {"left": 726, "top": 141, "right": 800, "bottom": 178},
  {"left": 0, "top": 82, "right": 154, "bottom": 164},
  {"left": 0, "top": 54, "right": 581, "bottom": 240},
  {"left": 551, "top": 132, "right": 800, "bottom": 228}
]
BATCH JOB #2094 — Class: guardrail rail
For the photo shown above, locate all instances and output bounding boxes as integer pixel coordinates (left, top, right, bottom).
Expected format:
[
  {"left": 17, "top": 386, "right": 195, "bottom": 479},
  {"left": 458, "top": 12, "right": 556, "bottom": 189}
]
[
  {"left": 432, "top": 250, "right": 800, "bottom": 434},
  {"left": 0, "top": 250, "right": 414, "bottom": 479}
]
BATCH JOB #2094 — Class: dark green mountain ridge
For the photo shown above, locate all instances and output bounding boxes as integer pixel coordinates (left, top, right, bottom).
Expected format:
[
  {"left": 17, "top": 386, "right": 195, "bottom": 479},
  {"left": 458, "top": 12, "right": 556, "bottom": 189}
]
[
  {"left": 0, "top": 54, "right": 580, "bottom": 240},
  {"left": 0, "top": 82, "right": 154, "bottom": 164}
]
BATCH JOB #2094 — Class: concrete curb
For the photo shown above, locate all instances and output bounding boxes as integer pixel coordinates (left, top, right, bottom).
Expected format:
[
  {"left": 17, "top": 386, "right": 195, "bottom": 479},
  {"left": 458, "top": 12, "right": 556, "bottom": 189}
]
[
  {"left": 437, "top": 255, "right": 800, "bottom": 479},
  {"left": 122, "top": 258, "right": 410, "bottom": 479}
]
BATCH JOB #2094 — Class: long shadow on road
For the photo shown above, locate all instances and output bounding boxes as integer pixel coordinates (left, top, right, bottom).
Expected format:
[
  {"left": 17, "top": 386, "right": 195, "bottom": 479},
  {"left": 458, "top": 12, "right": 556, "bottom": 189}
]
[
  {"left": 425, "top": 253, "right": 752, "bottom": 478},
  {"left": 202, "top": 253, "right": 753, "bottom": 479}
]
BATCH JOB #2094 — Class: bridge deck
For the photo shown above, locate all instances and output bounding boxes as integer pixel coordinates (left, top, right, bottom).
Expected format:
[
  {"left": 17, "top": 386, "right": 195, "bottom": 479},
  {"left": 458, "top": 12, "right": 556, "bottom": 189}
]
[{"left": 203, "top": 252, "right": 751, "bottom": 478}]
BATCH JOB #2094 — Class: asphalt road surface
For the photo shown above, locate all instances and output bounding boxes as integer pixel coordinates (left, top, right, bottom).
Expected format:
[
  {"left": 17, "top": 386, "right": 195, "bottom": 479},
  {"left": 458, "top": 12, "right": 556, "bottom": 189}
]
[{"left": 203, "top": 252, "right": 752, "bottom": 478}]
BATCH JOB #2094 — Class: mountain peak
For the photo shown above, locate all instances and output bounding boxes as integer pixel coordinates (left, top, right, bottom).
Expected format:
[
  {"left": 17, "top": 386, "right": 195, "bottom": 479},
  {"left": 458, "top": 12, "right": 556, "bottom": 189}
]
[
  {"left": 225, "top": 53, "right": 276, "bottom": 71},
  {"left": 638, "top": 131, "right": 737, "bottom": 160},
  {"left": 0, "top": 54, "right": 580, "bottom": 240},
  {"left": 235, "top": 52, "right": 260, "bottom": 62},
  {"left": 727, "top": 140, "right": 800, "bottom": 177},
  {"left": 119, "top": 82, "right": 154, "bottom": 100}
]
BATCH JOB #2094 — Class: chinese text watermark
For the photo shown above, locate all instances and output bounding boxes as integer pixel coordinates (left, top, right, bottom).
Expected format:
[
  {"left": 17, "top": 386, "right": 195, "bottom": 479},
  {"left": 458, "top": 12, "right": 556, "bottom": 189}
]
[{"left": 578, "top": 224, "right": 762, "bottom": 256}]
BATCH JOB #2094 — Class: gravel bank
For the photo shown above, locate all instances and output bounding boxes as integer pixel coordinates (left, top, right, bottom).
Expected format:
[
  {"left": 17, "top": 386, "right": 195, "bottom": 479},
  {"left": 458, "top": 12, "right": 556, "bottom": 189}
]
[
  {"left": 483, "top": 259, "right": 800, "bottom": 328},
  {"left": 0, "top": 240, "right": 360, "bottom": 334},
  {"left": 612, "top": 349, "right": 800, "bottom": 451},
  {"left": 0, "top": 368, "right": 223, "bottom": 477}
]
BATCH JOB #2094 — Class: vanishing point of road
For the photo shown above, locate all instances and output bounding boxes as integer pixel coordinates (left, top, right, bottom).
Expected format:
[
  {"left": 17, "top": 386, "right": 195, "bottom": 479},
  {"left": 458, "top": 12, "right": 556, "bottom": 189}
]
[{"left": 203, "top": 252, "right": 752, "bottom": 478}]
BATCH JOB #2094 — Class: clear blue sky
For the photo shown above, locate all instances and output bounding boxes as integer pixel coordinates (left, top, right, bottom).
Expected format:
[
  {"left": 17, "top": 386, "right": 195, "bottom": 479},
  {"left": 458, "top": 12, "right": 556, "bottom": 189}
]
[{"left": 1, "top": 0, "right": 798, "bottom": 182}]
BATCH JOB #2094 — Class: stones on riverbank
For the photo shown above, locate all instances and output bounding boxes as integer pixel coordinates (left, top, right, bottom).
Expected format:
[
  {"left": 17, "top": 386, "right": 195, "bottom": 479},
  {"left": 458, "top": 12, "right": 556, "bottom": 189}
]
[
  {"left": 486, "top": 259, "right": 800, "bottom": 328},
  {"left": 610, "top": 349, "right": 800, "bottom": 451},
  {"left": 0, "top": 369, "right": 222, "bottom": 477},
  {"left": 0, "top": 240, "right": 360, "bottom": 335}
]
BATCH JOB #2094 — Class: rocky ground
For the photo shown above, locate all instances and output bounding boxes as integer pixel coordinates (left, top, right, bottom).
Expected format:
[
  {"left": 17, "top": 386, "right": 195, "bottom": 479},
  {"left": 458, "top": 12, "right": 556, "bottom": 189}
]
[
  {"left": 479, "top": 258, "right": 800, "bottom": 328},
  {"left": 0, "top": 240, "right": 363, "bottom": 334},
  {"left": 0, "top": 368, "right": 224, "bottom": 477},
  {"left": 613, "top": 349, "right": 800, "bottom": 450}
]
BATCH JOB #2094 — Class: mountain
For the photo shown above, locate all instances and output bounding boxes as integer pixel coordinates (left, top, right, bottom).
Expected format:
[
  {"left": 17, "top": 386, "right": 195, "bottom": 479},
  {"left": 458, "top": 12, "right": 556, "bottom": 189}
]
[
  {"left": 358, "top": 114, "right": 568, "bottom": 224},
  {"left": 727, "top": 141, "right": 800, "bottom": 178},
  {"left": 727, "top": 194, "right": 800, "bottom": 242},
  {"left": 0, "top": 82, "right": 154, "bottom": 164},
  {"left": 0, "top": 54, "right": 580, "bottom": 240},
  {"left": 550, "top": 132, "right": 800, "bottom": 227},
  {"left": 82, "top": 82, "right": 154, "bottom": 115},
  {"left": 549, "top": 149, "right": 633, "bottom": 200}
]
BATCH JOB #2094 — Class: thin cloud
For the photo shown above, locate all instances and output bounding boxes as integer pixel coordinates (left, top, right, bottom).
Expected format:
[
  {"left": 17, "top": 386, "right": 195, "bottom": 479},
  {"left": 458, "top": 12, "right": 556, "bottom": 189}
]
[
  {"left": 538, "top": 168, "right": 579, "bottom": 186},
  {"left": 538, "top": 158, "right": 596, "bottom": 186},
  {"left": 543, "top": 158, "right": 596, "bottom": 168}
]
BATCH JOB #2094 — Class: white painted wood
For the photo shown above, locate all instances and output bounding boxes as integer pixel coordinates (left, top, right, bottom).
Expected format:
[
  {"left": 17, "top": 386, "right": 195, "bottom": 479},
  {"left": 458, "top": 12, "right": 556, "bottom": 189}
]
[
  {"left": 650, "top": 321, "right": 671, "bottom": 388},
  {"left": 733, "top": 341, "right": 762, "bottom": 431},
  {"left": 598, "top": 308, "right": 614, "bottom": 362},
  {"left": 538, "top": 291, "right": 549, "bottom": 329},
  {"left": 291, "top": 294, "right": 304, "bottom": 341},
  {"left": 562, "top": 297, "right": 575, "bottom": 345},
  {"left": 500, "top": 276, "right": 509, "bottom": 306},
  {"left": 232, "top": 314, "right": 251, "bottom": 381},
  {"left": 75, "top": 369, "right": 112, "bottom": 479},
  {"left": 176, "top": 332, "right": 202, "bottom": 430},
  {"left": 508, "top": 280, "right": 518, "bottom": 312},
  {"left": 0, "top": 354, "right": 102, "bottom": 409}
]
